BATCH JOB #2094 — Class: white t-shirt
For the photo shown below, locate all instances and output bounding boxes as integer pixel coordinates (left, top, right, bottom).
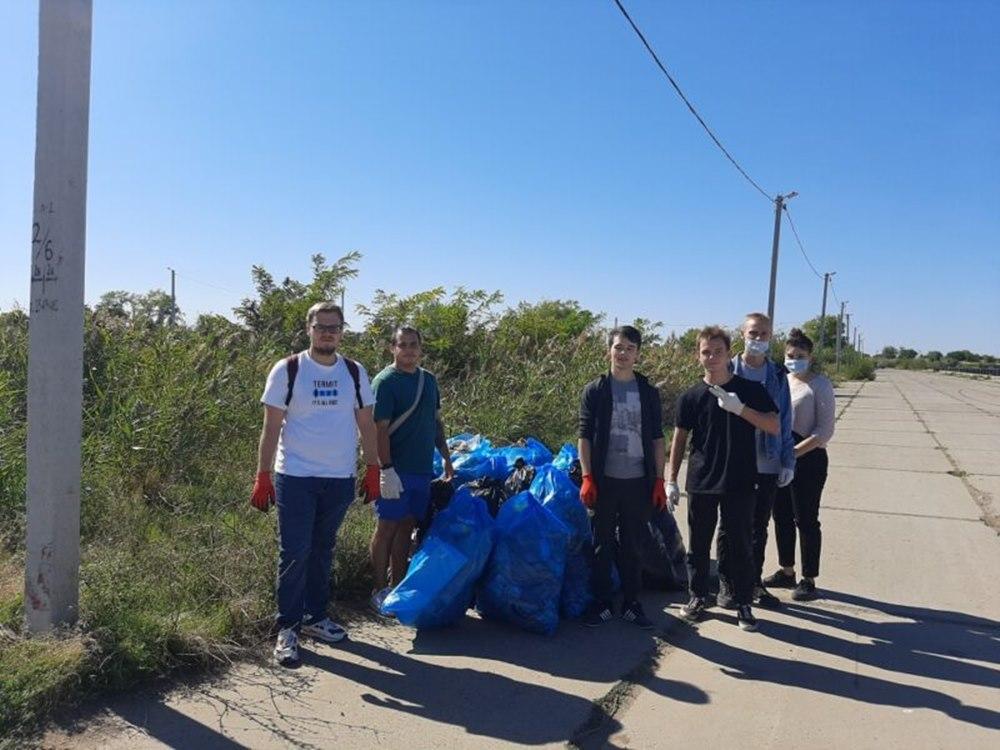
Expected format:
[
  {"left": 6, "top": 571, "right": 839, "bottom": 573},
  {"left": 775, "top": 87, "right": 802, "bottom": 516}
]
[{"left": 261, "top": 351, "right": 375, "bottom": 478}]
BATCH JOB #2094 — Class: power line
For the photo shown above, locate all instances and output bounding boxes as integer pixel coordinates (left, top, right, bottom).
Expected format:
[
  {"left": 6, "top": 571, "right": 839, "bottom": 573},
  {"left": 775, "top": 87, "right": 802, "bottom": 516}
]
[
  {"left": 610, "top": 0, "right": 772, "bottom": 202},
  {"left": 171, "top": 269, "right": 240, "bottom": 295},
  {"left": 781, "top": 205, "right": 823, "bottom": 280}
]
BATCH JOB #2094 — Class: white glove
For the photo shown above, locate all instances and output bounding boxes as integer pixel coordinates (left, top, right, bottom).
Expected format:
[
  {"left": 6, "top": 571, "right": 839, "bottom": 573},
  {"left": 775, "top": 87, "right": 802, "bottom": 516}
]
[
  {"left": 379, "top": 466, "right": 403, "bottom": 500},
  {"left": 777, "top": 467, "right": 794, "bottom": 488},
  {"left": 709, "top": 384, "right": 745, "bottom": 415},
  {"left": 666, "top": 481, "right": 681, "bottom": 512}
]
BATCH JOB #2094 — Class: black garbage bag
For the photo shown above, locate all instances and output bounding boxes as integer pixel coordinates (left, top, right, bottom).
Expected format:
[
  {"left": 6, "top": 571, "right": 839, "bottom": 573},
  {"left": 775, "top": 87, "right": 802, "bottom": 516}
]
[
  {"left": 465, "top": 475, "right": 510, "bottom": 518},
  {"left": 415, "top": 478, "right": 456, "bottom": 547},
  {"left": 641, "top": 508, "right": 688, "bottom": 591}
]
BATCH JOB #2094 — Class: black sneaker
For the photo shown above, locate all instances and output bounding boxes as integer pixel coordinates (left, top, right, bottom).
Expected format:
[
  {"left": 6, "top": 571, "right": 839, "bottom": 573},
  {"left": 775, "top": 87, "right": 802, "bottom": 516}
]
[
  {"left": 583, "top": 601, "right": 614, "bottom": 627},
  {"left": 716, "top": 580, "right": 736, "bottom": 610},
  {"left": 737, "top": 605, "right": 758, "bottom": 632},
  {"left": 679, "top": 596, "right": 707, "bottom": 622},
  {"left": 792, "top": 578, "right": 818, "bottom": 601},
  {"left": 762, "top": 569, "right": 797, "bottom": 589},
  {"left": 621, "top": 601, "right": 654, "bottom": 630},
  {"left": 754, "top": 584, "right": 782, "bottom": 608}
]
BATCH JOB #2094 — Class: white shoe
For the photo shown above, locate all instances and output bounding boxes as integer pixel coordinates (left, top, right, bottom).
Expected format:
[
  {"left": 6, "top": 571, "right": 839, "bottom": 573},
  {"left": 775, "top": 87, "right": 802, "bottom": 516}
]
[
  {"left": 301, "top": 616, "right": 347, "bottom": 643},
  {"left": 273, "top": 628, "right": 299, "bottom": 667}
]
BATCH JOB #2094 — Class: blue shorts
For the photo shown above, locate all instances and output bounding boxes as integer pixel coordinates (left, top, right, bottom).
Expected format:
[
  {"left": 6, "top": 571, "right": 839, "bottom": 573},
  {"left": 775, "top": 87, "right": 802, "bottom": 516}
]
[{"left": 375, "top": 472, "right": 433, "bottom": 522}]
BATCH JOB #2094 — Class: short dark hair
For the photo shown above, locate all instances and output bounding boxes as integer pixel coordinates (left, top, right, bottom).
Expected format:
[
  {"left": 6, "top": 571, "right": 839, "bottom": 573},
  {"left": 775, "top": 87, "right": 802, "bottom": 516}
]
[
  {"left": 787, "top": 327, "right": 814, "bottom": 353},
  {"left": 697, "top": 325, "right": 731, "bottom": 349},
  {"left": 608, "top": 325, "right": 642, "bottom": 350},
  {"left": 391, "top": 325, "right": 422, "bottom": 345}
]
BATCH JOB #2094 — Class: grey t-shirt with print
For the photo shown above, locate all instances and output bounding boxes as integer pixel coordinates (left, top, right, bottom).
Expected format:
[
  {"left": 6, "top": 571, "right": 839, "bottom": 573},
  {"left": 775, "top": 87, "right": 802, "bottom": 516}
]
[{"left": 605, "top": 377, "right": 645, "bottom": 479}]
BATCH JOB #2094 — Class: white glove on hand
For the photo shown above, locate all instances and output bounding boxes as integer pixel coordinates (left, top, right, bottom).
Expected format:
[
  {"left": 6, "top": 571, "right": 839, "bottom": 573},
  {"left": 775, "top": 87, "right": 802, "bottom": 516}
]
[
  {"left": 777, "top": 467, "right": 794, "bottom": 488},
  {"left": 666, "top": 481, "right": 681, "bottom": 512},
  {"left": 709, "top": 384, "right": 745, "bottom": 415},
  {"left": 379, "top": 467, "right": 403, "bottom": 500}
]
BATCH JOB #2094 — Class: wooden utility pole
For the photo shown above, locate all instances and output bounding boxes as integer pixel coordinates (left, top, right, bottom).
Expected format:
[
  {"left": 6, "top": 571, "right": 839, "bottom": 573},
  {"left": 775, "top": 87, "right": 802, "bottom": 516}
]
[
  {"left": 817, "top": 271, "right": 834, "bottom": 353},
  {"left": 25, "top": 0, "right": 93, "bottom": 632}
]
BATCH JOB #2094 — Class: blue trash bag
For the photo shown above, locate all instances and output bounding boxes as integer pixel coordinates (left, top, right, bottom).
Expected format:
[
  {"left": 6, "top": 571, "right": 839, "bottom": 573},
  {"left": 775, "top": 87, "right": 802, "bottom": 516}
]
[
  {"left": 452, "top": 452, "right": 509, "bottom": 487},
  {"left": 551, "top": 443, "right": 579, "bottom": 471},
  {"left": 477, "top": 491, "right": 570, "bottom": 635},
  {"left": 496, "top": 437, "right": 553, "bottom": 473},
  {"left": 530, "top": 465, "right": 592, "bottom": 618},
  {"left": 383, "top": 489, "right": 495, "bottom": 627}
]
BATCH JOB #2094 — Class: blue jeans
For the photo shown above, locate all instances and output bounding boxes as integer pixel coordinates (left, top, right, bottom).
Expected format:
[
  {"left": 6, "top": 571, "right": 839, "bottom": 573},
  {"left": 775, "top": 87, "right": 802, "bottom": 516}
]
[{"left": 274, "top": 474, "right": 354, "bottom": 630}]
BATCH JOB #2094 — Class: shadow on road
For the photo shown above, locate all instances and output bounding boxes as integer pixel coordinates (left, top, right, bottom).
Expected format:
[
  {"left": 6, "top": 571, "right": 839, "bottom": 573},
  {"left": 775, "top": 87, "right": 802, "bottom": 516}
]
[{"left": 303, "top": 639, "right": 622, "bottom": 746}]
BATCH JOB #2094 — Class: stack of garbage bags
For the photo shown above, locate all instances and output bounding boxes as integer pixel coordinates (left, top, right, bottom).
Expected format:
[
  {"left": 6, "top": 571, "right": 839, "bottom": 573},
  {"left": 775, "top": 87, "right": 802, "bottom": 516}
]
[{"left": 384, "top": 434, "right": 682, "bottom": 634}]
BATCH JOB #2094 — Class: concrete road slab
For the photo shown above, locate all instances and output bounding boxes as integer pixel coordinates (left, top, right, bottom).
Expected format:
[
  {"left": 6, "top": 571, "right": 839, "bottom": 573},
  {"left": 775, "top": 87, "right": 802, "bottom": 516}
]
[
  {"left": 826, "top": 443, "right": 952, "bottom": 473},
  {"left": 818, "top": 466, "right": 981, "bottom": 520},
  {"left": 833, "top": 418, "right": 926, "bottom": 433},
  {"left": 832, "top": 428, "right": 937, "bottom": 448},
  {"left": 947, "top": 448, "right": 999, "bottom": 476}
]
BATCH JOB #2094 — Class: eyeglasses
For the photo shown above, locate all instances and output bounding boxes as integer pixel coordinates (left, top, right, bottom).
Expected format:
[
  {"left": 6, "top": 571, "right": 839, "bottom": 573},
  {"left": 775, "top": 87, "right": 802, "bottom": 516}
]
[{"left": 311, "top": 323, "right": 344, "bottom": 334}]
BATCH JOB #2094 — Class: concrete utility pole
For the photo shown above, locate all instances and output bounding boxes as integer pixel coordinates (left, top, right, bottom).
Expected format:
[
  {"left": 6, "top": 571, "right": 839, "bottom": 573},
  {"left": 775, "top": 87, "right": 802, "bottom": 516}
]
[
  {"left": 25, "top": 0, "right": 93, "bottom": 633},
  {"left": 168, "top": 267, "right": 176, "bottom": 326},
  {"left": 845, "top": 313, "right": 851, "bottom": 349},
  {"left": 817, "top": 271, "right": 834, "bottom": 353},
  {"left": 766, "top": 191, "right": 798, "bottom": 324},
  {"left": 835, "top": 301, "right": 847, "bottom": 370}
]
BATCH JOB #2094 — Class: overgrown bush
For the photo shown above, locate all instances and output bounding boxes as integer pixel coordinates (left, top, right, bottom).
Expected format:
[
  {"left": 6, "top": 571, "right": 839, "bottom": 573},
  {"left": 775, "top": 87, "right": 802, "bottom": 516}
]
[{"left": 0, "top": 254, "right": 702, "bottom": 739}]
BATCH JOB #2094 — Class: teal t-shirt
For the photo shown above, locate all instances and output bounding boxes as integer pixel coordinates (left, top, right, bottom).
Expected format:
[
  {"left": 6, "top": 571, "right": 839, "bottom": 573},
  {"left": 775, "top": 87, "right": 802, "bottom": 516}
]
[{"left": 372, "top": 366, "right": 440, "bottom": 475}]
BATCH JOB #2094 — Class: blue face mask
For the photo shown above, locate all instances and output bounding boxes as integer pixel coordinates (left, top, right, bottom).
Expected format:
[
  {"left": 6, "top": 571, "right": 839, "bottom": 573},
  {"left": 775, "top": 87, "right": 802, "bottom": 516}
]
[
  {"left": 785, "top": 358, "right": 810, "bottom": 374},
  {"left": 744, "top": 338, "right": 770, "bottom": 356}
]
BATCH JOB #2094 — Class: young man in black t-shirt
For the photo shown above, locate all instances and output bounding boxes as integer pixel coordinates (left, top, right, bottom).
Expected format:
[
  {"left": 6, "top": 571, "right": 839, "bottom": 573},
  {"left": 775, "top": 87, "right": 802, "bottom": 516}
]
[{"left": 666, "top": 326, "right": 779, "bottom": 631}]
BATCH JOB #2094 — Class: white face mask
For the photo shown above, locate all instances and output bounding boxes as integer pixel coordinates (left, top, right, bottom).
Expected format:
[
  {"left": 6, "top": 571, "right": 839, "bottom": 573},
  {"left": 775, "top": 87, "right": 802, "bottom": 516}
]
[
  {"left": 785, "top": 358, "right": 810, "bottom": 374},
  {"left": 744, "top": 338, "right": 770, "bottom": 356}
]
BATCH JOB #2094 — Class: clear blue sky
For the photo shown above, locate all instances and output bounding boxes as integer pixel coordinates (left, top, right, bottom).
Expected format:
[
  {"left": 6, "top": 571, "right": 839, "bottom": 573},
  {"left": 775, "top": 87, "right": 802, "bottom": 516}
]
[{"left": 2, "top": 1, "right": 998, "bottom": 354}]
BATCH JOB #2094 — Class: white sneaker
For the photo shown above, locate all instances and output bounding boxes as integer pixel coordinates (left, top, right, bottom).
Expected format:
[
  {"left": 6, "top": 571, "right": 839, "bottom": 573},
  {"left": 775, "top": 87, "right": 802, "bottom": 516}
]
[
  {"left": 370, "top": 587, "right": 391, "bottom": 614},
  {"left": 301, "top": 616, "right": 347, "bottom": 643},
  {"left": 273, "top": 628, "right": 299, "bottom": 667}
]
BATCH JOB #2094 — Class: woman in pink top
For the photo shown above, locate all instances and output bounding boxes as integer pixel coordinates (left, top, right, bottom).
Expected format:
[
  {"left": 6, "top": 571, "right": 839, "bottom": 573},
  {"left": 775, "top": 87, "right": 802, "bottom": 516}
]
[{"left": 763, "top": 328, "right": 835, "bottom": 601}]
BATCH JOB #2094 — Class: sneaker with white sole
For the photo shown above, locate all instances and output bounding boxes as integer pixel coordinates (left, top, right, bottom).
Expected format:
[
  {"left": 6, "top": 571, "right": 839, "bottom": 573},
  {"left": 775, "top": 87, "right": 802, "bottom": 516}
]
[
  {"left": 273, "top": 627, "right": 299, "bottom": 667},
  {"left": 737, "top": 605, "right": 759, "bottom": 632},
  {"left": 680, "top": 596, "right": 707, "bottom": 622},
  {"left": 583, "top": 601, "right": 614, "bottom": 627},
  {"left": 301, "top": 616, "right": 347, "bottom": 643}
]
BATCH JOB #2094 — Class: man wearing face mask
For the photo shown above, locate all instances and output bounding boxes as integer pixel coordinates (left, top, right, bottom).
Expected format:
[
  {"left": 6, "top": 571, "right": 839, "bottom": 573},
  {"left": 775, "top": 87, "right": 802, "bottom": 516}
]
[{"left": 716, "top": 312, "right": 795, "bottom": 609}]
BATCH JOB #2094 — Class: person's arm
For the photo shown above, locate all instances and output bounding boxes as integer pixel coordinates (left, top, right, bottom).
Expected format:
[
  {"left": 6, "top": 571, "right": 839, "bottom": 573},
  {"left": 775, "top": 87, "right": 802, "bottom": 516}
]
[
  {"left": 578, "top": 437, "right": 593, "bottom": 475},
  {"left": 796, "top": 378, "right": 836, "bottom": 457},
  {"left": 668, "top": 428, "right": 688, "bottom": 482},
  {"left": 256, "top": 405, "right": 284, "bottom": 473},
  {"left": 741, "top": 406, "right": 780, "bottom": 436},
  {"left": 355, "top": 406, "right": 379, "bottom": 466},
  {"left": 376, "top": 419, "right": 392, "bottom": 466},
  {"left": 435, "top": 413, "right": 455, "bottom": 479},
  {"left": 653, "top": 437, "right": 666, "bottom": 479},
  {"left": 778, "top": 377, "right": 796, "bottom": 470}
]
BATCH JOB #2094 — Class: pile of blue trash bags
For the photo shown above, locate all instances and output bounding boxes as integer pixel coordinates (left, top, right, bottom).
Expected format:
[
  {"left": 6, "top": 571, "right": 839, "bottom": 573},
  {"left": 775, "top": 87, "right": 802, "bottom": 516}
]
[{"left": 381, "top": 434, "right": 687, "bottom": 635}]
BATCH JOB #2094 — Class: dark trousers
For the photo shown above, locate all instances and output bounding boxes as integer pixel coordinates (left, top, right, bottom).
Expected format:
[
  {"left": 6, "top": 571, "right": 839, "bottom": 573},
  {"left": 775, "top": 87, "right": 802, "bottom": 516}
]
[
  {"left": 687, "top": 492, "right": 754, "bottom": 605},
  {"left": 773, "top": 448, "right": 828, "bottom": 578},
  {"left": 717, "top": 473, "right": 777, "bottom": 590},
  {"left": 592, "top": 476, "right": 651, "bottom": 603},
  {"left": 274, "top": 474, "right": 354, "bottom": 629}
]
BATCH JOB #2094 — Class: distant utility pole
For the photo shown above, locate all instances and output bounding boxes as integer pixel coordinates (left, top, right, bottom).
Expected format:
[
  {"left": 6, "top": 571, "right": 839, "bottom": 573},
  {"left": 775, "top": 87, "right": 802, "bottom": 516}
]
[
  {"left": 766, "top": 191, "right": 798, "bottom": 323},
  {"left": 25, "top": 0, "right": 93, "bottom": 633},
  {"left": 168, "top": 267, "right": 176, "bottom": 326},
  {"left": 817, "top": 271, "right": 835, "bottom": 353},
  {"left": 835, "top": 301, "right": 847, "bottom": 369},
  {"left": 845, "top": 313, "right": 852, "bottom": 350}
]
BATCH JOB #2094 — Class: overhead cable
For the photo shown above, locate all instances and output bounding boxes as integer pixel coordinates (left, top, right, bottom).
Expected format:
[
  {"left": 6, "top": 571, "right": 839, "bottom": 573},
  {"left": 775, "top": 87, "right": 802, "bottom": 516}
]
[
  {"left": 781, "top": 205, "right": 824, "bottom": 280},
  {"left": 611, "top": 0, "right": 772, "bottom": 201}
]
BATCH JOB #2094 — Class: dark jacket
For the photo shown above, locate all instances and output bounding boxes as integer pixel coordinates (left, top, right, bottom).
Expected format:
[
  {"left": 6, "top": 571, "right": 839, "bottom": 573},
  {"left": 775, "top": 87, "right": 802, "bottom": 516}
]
[{"left": 578, "top": 371, "right": 664, "bottom": 494}]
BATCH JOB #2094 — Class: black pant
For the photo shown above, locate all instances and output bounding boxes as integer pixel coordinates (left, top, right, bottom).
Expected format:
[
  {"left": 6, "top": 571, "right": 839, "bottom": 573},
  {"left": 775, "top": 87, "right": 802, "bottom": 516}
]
[
  {"left": 717, "top": 473, "right": 777, "bottom": 591},
  {"left": 592, "top": 476, "right": 651, "bottom": 603},
  {"left": 687, "top": 492, "right": 754, "bottom": 605},
  {"left": 773, "top": 448, "right": 827, "bottom": 578}
]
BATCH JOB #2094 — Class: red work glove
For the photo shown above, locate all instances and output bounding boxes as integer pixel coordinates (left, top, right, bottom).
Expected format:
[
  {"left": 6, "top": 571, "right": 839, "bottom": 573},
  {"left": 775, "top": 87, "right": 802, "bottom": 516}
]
[
  {"left": 251, "top": 471, "right": 275, "bottom": 512},
  {"left": 652, "top": 479, "right": 667, "bottom": 511},
  {"left": 580, "top": 475, "right": 598, "bottom": 509},
  {"left": 362, "top": 464, "right": 380, "bottom": 504}
]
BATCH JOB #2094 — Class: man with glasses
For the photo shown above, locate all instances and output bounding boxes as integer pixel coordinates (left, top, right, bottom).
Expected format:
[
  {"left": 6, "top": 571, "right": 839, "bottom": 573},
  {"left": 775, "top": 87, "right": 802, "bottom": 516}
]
[{"left": 251, "top": 301, "right": 380, "bottom": 667}]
